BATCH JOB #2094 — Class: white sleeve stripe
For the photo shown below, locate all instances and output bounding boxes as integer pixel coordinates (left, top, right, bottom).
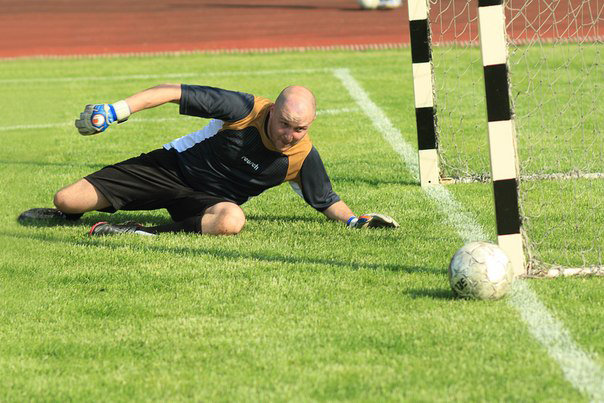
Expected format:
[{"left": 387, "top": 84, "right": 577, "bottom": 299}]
[
  {"left": 163, "top": 119, "right": 224, "bottom": 152},
  {"left": 289, "top": 181, "right": 305, "bottom": 200}
]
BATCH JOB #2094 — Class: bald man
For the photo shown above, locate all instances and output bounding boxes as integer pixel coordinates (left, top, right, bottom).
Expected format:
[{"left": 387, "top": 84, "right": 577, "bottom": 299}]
[{"left": 19, "top": 84, "right": 398, "bottom": 235}]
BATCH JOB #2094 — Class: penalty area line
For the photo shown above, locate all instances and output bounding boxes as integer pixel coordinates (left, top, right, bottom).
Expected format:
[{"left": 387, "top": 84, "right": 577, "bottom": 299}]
[
  {"left": 332, "top": 67, "right": 604, "bottom": 402},
  {"left": 0, "top": 67, "right": 334, "bottom": 85}
]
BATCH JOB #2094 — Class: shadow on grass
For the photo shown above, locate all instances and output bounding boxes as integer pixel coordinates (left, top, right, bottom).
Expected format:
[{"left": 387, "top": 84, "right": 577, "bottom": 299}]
[
  {"left": 17, "top": 211, "right": 174, "bottom": 228},
  {"left": 18, "top": 211, "right": 329, "bottom": 228},
  {"left": 329, "top": 175, "right": 418, "bottom": 187},
  {"left": 406, "top": 288, "right": 457, "bottom": 300},
  {"left": 245, "top": 213, "right": 326, "bottom": 224},
  {"left": 2, "top": 229, "right": 441, "bottom": 276}
]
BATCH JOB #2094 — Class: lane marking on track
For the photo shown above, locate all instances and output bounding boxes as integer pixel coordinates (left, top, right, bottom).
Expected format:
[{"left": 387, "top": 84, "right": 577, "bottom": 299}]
[
  {"left": 0, "top": 107, "right": 359, "bottom": 133},
  {"left": 333, "top": 67, "right": 604, "bottom": 402},
  {"left": 0, "top": 68, "right": 334, "bottom": 85}
]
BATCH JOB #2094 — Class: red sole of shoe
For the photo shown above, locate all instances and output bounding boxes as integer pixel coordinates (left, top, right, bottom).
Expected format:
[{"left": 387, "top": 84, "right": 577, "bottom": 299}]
[{"left": 89, "top": 221, "right": 108, "bottom": 236}]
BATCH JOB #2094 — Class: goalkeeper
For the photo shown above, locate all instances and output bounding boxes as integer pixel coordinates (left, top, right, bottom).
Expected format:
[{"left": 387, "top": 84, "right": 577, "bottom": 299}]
[{"left": 19, "top": 84, "right": 399, "bottom": 236}]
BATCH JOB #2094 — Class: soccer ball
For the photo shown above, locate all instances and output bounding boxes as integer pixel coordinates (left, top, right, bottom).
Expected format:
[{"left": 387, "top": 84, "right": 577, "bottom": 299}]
[
  {"left": 358, "top": 0, "right": 380, "bottom": 10},
  {"left": 448, "top": 241, "right": 514, "bottom": 300}
]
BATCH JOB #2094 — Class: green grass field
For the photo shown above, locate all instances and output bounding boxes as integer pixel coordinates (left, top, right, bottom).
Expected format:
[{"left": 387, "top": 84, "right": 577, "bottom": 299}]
[{"left": 1, "top": 49, "right": 603, "bottom": 401}]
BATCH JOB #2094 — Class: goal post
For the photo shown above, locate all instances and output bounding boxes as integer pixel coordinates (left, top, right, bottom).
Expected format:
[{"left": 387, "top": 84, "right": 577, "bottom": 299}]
[
  {"left": 477, "top": 0, "right": 526, "bottom": 276},
  {"left": 407, "top": 0, "right": 440, "bottom": 187}
]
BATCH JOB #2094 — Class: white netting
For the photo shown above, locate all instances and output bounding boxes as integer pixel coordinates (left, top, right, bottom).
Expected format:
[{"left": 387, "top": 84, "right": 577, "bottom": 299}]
[{"left": 427, "top": 0, "right": 603, "bottom": 274}]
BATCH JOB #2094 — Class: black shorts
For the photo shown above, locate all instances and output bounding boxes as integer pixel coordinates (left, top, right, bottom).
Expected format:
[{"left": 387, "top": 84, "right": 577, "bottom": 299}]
[{"left": 85, "top": 148, "right": 231, "bottom": 221}]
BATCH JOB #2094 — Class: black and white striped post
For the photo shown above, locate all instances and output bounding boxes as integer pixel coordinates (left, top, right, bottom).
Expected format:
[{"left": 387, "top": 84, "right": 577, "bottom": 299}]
[
  {"left": 407, "top": 0, "right": 439, "bottom": 186},
  {"left": 478, "top": 0, "right": 526, "bottom": 275}
]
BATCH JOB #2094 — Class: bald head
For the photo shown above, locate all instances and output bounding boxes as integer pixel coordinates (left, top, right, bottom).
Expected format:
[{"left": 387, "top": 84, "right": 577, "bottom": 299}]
[
  {"left": 274, "top": 86, "right": 316, "bottom": 122},
  {"left": 267, "top": 86, "right": 316, "bottom": 151}
]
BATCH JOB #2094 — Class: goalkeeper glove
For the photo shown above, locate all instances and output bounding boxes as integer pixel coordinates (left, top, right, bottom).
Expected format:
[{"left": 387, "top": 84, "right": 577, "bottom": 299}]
[
  {"left": 347, "top": 213, "right": 400, "bottom": 229},
  {"left": 75, "top": 100, "right": 131, "bottom": 135}
]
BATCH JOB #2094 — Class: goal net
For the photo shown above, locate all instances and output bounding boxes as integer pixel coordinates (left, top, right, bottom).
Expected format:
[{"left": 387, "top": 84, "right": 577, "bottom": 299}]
[{"left": 426, "top": 0, "right": 603, "bottom": 275}]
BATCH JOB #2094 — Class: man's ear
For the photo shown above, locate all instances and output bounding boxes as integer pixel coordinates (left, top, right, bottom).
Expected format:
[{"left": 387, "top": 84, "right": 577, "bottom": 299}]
[{"left": 268, "top": 104, "right": 276, "bottom": 122}]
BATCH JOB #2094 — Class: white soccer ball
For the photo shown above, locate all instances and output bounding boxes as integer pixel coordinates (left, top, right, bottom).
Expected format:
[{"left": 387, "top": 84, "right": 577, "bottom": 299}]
[
  {"left": 448, "top": 241, "right": 514, "bottom": 300},
  {"left": 358, "top": 0, "right": 380, "bottom": 10}
]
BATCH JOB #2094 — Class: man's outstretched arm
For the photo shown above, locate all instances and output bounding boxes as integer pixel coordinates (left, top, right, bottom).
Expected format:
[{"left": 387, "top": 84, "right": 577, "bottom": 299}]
[
  {"left": 75, "top": 84, "right": 182, "bottom": 135},
  {"left": 322, "top": 200, "right": 355, "bottom": 224},
  {"left": 124, "top": 84, "right": 182, "bottom": 114}
]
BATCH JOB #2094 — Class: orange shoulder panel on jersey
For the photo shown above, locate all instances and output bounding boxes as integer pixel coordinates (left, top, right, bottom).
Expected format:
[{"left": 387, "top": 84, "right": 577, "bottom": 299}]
[
  {"left": 283, "top": 136, "right": 312, "bottom": 181},
  {"left": 221, "top": 95, "right": 313, "bottom": 181},
  {"left": 221, "top": 96, "right": 272, "bottom": 131},
  {"left": 222, "top": 96, "right": 276, "bottom": 151}
]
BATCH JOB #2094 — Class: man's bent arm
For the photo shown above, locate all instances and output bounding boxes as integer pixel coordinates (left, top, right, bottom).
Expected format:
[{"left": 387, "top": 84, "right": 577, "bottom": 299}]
[
  {"left": 125, "top": 84, "right": 182, "bottom": 114},
  {"left": 322, "top": 200, "right": 355, "bottom": 224}
]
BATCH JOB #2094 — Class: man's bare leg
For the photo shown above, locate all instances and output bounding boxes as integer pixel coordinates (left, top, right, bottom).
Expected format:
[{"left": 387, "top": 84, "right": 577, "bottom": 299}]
[
  {"left": 53, "top": 179, "right": 111, "bottom": 214},
  {"left": 19, "top": 178, "right": 111, "bottom": 223}
]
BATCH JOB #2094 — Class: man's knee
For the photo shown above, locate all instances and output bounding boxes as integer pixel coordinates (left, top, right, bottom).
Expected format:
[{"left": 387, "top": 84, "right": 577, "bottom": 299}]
[
  {"left": 53, "top": 188, "right": 74, "bottom": 212},
  {"left": 205, "top": 203, "right": 246, "bottom": 235},
  {"left": 215, "top": 206, "right": 245, "bottom": 235},
  {"left": 53, "top": 179, "right": 109, "bottom": 214}
]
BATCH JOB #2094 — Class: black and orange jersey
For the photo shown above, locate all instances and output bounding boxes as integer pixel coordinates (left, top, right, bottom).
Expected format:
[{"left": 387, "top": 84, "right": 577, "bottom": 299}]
[{"left": 163, "top": 85, "right": 340, "bottom": 211}]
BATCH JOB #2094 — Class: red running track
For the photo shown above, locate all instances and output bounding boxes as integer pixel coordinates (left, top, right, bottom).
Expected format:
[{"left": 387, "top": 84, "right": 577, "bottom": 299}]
[
  {"left": 0, "top": 0, "right": 600, "bottom": 58},
  {"left": 0, "top": 0, "right": 409, "bottom": 58}
]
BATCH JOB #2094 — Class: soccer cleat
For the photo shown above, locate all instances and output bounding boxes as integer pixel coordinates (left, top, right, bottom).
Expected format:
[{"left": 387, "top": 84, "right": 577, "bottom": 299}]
[
  {"left": 89, "top": 221, "right": 156, "bottom": 236},
  {"left": 18, "top": 208, "right": 82, "bottom": 223}
]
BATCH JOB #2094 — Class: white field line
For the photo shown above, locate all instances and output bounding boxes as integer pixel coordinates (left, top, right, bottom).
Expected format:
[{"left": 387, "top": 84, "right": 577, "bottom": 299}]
[
  {"left": 509, "top": 280, "right": 604, "bottom": 401},
  {"left": 333, "top": 67, "right": 604, "bottom": 402},
  {"left": 0, "top": 67, "right": 333, "bottom": 85},
  {"left": 0, "top": 107, "right": 359, "bottom": 133},
  {"left": 450, "top": 172, "right": 604, "bottom": 183}
]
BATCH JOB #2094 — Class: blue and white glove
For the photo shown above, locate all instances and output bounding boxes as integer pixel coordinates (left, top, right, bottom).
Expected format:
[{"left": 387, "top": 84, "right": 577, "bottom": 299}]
[
  {"left": 75, "top": 100, "right": 131, "bottom": 135},
  {"left": 347, "top": 213, "right": 400, "bottom": 229}
]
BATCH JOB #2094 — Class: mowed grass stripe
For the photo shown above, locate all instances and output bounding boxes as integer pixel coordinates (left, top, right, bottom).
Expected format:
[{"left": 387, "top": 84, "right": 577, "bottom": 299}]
[
  {"left": 0, "top": 107, "right": 359, "bottom": 133},
  {"left": 332, "top": 67, "right": 604, "bottom": 402}
]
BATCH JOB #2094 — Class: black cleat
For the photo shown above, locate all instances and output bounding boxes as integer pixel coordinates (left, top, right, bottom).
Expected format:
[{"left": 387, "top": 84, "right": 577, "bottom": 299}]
[
  {"left": 18, "top": 208, "right": 82, "bottom": 223},
  {"left": 89, "top": 222, "right": 155, "bottom": 236}
]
